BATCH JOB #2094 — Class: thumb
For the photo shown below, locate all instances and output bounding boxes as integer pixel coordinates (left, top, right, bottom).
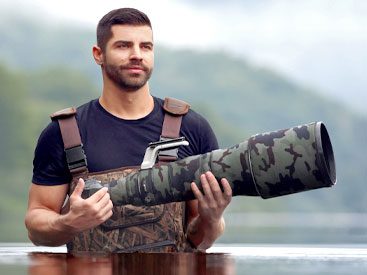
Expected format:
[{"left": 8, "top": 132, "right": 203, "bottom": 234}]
[{"left": 72, "top": 178, "right": 85, "bottom": 198}]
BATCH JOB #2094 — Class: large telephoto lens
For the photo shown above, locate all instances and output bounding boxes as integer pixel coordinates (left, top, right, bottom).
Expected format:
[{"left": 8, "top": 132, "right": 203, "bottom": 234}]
[{"left": 82, "top": 122, "right": 337, "bottom": 205}]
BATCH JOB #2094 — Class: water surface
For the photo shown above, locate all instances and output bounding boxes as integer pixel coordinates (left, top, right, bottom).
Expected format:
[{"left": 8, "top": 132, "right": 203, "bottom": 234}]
[{"left": 1, "top": 243, "right": 367, "bottom": 274}]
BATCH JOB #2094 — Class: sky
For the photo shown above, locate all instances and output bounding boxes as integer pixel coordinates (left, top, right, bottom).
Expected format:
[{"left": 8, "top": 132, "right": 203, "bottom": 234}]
[{"left": 2, "top": 0, "right": 366, "bottom": 114}]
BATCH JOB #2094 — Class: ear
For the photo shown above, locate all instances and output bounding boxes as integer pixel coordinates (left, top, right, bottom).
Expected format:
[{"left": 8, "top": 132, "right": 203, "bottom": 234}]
[{"left": 92, "top": 45, "right": 103, "bottom": 65}]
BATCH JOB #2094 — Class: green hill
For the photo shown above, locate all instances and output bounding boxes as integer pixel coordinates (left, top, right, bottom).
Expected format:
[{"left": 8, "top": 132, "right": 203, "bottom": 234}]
[{"left": 0, "top": 15, "right": 366, "bottom": 242}]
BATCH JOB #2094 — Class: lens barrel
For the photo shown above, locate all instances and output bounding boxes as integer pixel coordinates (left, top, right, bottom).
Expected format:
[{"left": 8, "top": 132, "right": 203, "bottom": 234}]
[{"left": 83, "top": 122, "right": 337, "bottom": 205}]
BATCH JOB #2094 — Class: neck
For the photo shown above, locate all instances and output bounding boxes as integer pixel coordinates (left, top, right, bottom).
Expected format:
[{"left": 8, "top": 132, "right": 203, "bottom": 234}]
[{"left": 99, "top": 81, "right": 154, "bottom": 120}]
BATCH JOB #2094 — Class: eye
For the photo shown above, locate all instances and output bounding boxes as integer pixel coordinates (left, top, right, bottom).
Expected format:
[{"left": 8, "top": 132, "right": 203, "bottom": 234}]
[
  {"left": 116, "top": 42, "right": 129, "bottom": 49},
  {"left": 142, "top": 43, "right": 153, "bottom": 50}
]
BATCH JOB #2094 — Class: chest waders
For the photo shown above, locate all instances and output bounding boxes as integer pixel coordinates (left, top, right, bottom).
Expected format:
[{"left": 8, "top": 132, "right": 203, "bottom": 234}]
[{"left": 51, "top": 98, "right": 196, "bottom": 253}]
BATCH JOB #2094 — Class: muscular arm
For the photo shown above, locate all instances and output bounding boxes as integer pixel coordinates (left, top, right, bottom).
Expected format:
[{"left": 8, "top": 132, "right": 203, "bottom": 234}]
[
  {"left": 25, "top": 179, "right": 113, "bottom": 246},
  {"left": 186, "top": 172, "right": 232, "bottom": 250}
]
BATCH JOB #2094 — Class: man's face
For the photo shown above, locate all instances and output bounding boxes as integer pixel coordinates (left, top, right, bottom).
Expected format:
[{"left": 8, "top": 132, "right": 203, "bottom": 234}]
[{"left": 102, "top": 25, "right": 154, "bottom": 91}]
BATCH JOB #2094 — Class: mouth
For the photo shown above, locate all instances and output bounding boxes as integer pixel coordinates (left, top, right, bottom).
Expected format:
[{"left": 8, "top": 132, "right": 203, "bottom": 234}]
[{"left": 123, "top": 65, "right": 146, "bottom": 74}]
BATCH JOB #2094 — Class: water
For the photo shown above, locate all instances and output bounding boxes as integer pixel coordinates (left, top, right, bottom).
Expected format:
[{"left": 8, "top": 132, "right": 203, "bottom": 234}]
[{"left": 1, "top": 243, "right": 367, "bottom": 274}]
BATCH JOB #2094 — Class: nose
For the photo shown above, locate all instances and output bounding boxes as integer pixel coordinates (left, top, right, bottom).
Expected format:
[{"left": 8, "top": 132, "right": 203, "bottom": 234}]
[{"left": 130, "top": 45, "right": 142, "bottom": 61}]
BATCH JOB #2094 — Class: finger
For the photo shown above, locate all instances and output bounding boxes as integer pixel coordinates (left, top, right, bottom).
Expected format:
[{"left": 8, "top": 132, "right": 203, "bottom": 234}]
[
  {"left": 99, "top": 209, "right": 114, "bottom": 223},
  {"left": 95, "top": 206, "right": 113, "bottom": 225},
  {"left": 201, "top": 173, "right": 215, "bottom": 202},
  {"left": 72, "top": 178, "right": 85, "bottom": 198},
  {"left": 100, "top": 201, "right": 114, "bottom": 218},
  {"left": 95, "top": 192, "right": 112, "bottom": 209},
  {"left": 205, "top": 172, "right": 223, "bottom": 202},
  {"left": 87, "top": 186, "right": 108, "bottom": 203},
  {"left": 221, "top": 178, "right": 233, "bottom": 199},
  {"left": 191, "top": 182, "right": 204, "bottom": 201}
]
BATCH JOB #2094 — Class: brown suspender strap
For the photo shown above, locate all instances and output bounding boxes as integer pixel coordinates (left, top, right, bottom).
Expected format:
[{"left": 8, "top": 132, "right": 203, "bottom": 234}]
[
  {"left": 159, "top": 97, "right": 190, "bottom": 162},
  {"left": 50, "top": 107, "right": 88, "bottom": 176},
  {"left": 161, "top": 97, "right": 190, "bottom": 138},
  {"left": 161, "top": 114, "right": 183, "bottom": 139}
]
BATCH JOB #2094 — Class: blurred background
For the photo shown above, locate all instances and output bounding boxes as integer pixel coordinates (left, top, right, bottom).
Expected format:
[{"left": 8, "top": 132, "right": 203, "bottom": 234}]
[{"left": 0, "top": 0, "right": 366, "bottom": 244}]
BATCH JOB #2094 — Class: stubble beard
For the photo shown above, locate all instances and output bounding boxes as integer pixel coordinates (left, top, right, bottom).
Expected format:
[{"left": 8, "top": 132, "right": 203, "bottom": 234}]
[{"left": 104, "top": 61, "right": 153, "bottom": 92}]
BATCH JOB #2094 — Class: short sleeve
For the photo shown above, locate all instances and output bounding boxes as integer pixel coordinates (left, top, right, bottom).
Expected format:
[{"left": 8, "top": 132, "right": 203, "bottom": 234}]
[
  {"left": 198, "top": 115, "right": 219, "bottom": 154},
  {"left": 32, "top": 121, "right": 72, "bottom": 185}
]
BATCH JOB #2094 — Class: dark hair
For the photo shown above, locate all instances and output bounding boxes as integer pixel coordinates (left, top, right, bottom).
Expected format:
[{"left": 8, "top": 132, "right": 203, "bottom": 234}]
[{"left": 97, "top": 8, "right": 152, "bottom": 52}]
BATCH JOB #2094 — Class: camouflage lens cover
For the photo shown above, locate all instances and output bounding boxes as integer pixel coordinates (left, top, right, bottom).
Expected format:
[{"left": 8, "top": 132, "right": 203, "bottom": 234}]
[
  {"left": 83, "top": 122, "right": 337, "bottom": 205},
  {"left": 248, "top": 122, "right": 336, "bottom": 199}
]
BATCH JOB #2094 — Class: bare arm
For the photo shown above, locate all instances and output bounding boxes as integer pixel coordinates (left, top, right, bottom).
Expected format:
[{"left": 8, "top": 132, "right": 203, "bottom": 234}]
[
  {"left": 186, "top": 172, "right": 232, "bottom": 250},
  {"left": 25, "top": 179, "right": 113, "bottom": 246}
]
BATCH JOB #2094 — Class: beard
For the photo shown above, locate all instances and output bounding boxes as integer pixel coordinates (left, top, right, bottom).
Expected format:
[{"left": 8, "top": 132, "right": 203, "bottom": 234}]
[{"left": 104, "top": 61, "right": 153, "bottom": 92}]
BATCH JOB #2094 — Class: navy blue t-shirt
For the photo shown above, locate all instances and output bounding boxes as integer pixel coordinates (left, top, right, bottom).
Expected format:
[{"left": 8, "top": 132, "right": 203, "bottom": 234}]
[{"left": 32, "top": 97, "right": 219, "bottom": 185}]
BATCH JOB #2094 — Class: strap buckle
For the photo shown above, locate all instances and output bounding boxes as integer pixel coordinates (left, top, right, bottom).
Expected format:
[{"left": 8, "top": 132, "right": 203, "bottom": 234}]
[
  {"left": 158, "top": 136, "right": 182, "bottom": 160},
  {"left": 65, "top": 144, "right": 88, "bottom": 171}
]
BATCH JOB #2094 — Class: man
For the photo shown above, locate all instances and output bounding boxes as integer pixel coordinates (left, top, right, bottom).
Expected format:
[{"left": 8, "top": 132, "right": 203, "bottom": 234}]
[{"left": 25, "top": 8, "right": 232, "bottom": 252}]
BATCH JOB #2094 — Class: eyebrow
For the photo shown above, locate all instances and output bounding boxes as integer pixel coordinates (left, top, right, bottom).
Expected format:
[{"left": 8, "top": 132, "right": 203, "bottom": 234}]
[
  {"left": 141, "top": 41, "right": 154, "bottom": 47},
  {"left": 113, "top": 40, "right": 154, "bottom": 46}
]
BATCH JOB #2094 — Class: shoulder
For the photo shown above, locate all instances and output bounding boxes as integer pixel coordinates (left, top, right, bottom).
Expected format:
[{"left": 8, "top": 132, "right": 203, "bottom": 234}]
[
  {"left": 154, "top": 96, "right": 165, "bottom": 106},
  {"left": 181, "top": 106, "right": 219, "bottom": 154},
  {"left": 157, "top": 96, "right": 218, "bottom": 154},
  {"left": 154, "top": 96, "right": 203, "bottom": 127},
  {"left": 183, "top": 108, "right": 212, "bottom": 132},
  {"left": 38, "top": 119, "right": 62, "bottom": 145},
  {"left": 49, "top": 99, "right": 96, "bottom": 126},
  {"left": 156, "top": 96, "right": 215, "bottom": 139},
  {"left": 35, "top": 100, "right": 96, "bottom": 160},
  {"left": 75, "top": 99, "right": 97, "bottom": 122}
]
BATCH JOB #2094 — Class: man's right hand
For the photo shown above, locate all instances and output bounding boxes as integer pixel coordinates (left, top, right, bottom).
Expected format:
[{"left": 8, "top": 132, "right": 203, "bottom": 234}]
[
  {"left": 63, "top": 178, "right": 113, "bottom": 233},
  {"left": 25, "top": 178, "right": 113, "bottom": 246}
]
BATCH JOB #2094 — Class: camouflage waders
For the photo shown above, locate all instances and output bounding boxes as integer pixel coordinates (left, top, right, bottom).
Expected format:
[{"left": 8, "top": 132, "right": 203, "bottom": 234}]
[{"left": 51, "top": 98, "right": 195, "bottom": 253}]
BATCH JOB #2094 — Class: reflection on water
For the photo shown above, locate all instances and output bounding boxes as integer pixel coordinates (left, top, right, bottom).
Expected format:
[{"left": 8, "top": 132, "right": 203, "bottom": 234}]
[
  {"left": 28, "top": 252, "right": 235, "bottom": 275},
  {"left": 1, "top": 244, "right": 367, "bottom": 274}
]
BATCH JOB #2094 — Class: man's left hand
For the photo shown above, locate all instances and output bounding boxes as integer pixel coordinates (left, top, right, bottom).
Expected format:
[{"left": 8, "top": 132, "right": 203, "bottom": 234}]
[
  {"left": 187, "top": 171, "right": 232, "bottom": 249},
  {"left": 191, "top": 171, "right": 232, "bottom": 226}
]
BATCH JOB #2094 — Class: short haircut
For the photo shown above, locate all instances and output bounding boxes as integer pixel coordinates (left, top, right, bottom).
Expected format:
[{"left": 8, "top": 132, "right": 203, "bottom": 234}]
[{"left": 97, "top": 8, "right": 152, "bottom": 52}]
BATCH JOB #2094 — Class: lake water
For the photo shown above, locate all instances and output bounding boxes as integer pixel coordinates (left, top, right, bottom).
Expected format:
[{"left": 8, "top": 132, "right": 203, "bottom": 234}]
[{"left": 1, "top": 243, "right": 367, "bottom": 274}]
